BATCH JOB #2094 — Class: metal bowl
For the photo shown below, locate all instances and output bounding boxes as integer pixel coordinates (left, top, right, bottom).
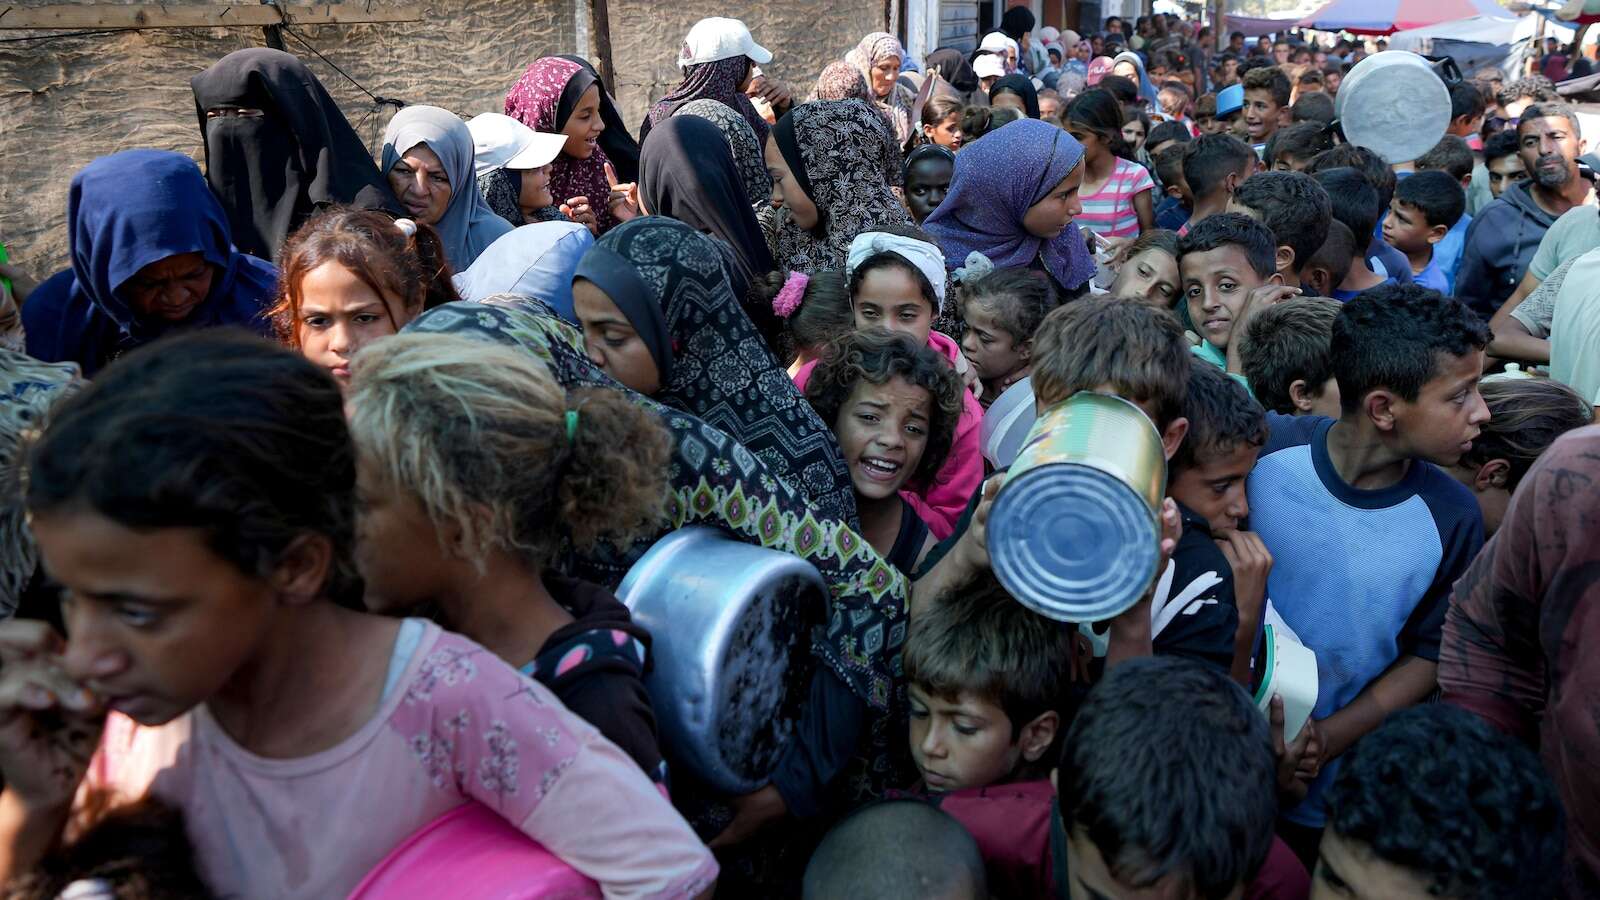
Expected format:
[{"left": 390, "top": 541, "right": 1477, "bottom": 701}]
[
  {"left": 989, "top": 392, "right": 1166, "bottom": 623},
  {"left": 615, "top": 526, "right": 825, "bottom": 795},
  {"left": 1335, "top": 51, "right": 1451, "bottom": 164}
]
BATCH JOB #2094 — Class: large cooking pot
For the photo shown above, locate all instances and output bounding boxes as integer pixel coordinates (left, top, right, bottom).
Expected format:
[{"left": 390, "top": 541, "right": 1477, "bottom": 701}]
[
  {"left": 616, "top": 526, "right": 825, "bottom": 795},
  {"left": 988, "top": 392, "right": 1167, "bottom": 623},
  {"left": 1335, "top": 51, "right": 1451, "bottom": 164}
]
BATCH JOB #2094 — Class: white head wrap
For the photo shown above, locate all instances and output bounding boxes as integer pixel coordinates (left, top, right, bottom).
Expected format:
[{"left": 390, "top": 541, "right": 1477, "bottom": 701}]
[{"left": 845, "top": 231, "right": 948, "bottom": 304}]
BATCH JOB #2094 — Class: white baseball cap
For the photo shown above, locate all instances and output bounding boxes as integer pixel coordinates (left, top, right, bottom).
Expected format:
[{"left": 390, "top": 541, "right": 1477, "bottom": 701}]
[
  {"left": 679, "top": 17, "right": 772, "bottom": 68},
  {"left": 974, "top": 53, "right": 1007, "bottom": 80},
  {"left": 466, "top": 113, "right": 566, "bottom": 176}
]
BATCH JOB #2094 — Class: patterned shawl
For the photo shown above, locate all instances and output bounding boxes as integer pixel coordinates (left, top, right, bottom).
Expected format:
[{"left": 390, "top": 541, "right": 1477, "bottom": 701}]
[
  {"left": 845, "top": 32, "right": 917, "bottom": 145},
  {"left": 764, "top": 99, "right": 912, "bottom": 274},
  {"left": 1, "top": 350, "right": 79, "bottom": 614},
  {"left": 477, "top": 166, "right": 525, "bottom": 227},
  {"left": 642, "top": 56, "right": 769, "bottom": 148},
  {"left": 670, "top": 99, "right": 771, "bottom": 209},
  {"left": 922, "top": 118, "right": 1096, "bottom": 291},
  {"left": 578, "top": 217, "right": 855, "bottom": 525},
  {"left": 505, "top": 57, "right": 619, "bottom": 234},
  {"left": 814, "top": 60, "right": 872, "bottom": 102},
  {"left": 403, "top": 298, "right": 906, "bottom": 726}
]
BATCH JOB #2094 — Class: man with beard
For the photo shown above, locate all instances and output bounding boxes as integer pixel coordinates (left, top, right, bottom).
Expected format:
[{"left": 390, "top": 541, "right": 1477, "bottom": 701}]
[{"left": 1457, "top": 103, "right": 1592, "bottom": 319}]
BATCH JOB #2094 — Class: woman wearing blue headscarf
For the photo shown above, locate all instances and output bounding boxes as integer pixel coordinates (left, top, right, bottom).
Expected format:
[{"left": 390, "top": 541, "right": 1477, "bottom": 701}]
[
  {"left": 921, "top": 118, "right": 1094, "bottom": 298},
  {"left": 23, "top": 149, "right": 278, "bottom": 376}
]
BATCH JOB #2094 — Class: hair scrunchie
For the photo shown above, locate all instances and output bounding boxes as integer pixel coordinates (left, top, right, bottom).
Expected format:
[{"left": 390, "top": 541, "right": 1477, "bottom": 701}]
[
  {"left": 772, "top": 271, "right": 810, "bottom": 319},
  {"left": 954, "top": 250, "right": 994, "bottom": 284}
]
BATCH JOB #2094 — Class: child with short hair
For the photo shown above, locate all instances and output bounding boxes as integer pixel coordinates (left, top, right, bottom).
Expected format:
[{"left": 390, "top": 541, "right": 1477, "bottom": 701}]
[
  {"left": 1265, "top": 121, "right": 1334, "bottom": 171},
  {"left": 1242, "top": 65, "right": 1292, "bottom": 153},
  {"left": 803, "top": 800, "right": 986, "bottom": 900},
  {"left": 1289, "top": 90, "right": 1335, "bottom": 125},
  {"left": 345, "top": 333, "right": 673, "bottom": 781},
  {"left": 805, "top": 328, "right": 964, "bottom": 573},
  {"left": 1109, "top": 229, "right": 1182, "bottom": 308},
  {"left": 1238, "top": 297, "right": 1343, "bottom": 417},
  {"left": 957, "top": 267, "right": 1056, "bottom": 406},
  {"left": 1446, "top": 377, "right": 1592, "bottom": 535},
  {"left": 1178, "top": 212, "right": 1287, "bottom": 377},
  {"left": 1414, "top": 135, "right": 1476, "bottom": 292},
  {"left": 0, "top": 331, "right": 718, "bottom": 898},
  {"left": 1180, "top": 133, "right": 1257, "bottom": 232},
  {"left": 1314, "top": 168, "right": 1392, "bottom": 300},
  {"left": 1230, "top": 169, "right": 1332, "bottom": 287},
  {"left": 1301, "top": 220, "right": 1360, "bottom": 300},
  {"left": 1383, "top": 169, "right": 1466, "bottom": 294},
  {"left": 1057, "top": 657, "right": 1302, "bottom": 899},
  {"left": 1307, "top": 144, "right": 1415, "bottom": 287},
  {"left": 896, "top": 576, "right": 1071, "bottom": 897},
  {"left": 1152, "top": 144, "right": 1192, "bottom": 231},
  {"left": 1145, "top": 119, "right": 1192, "bottom": 159},
  {"left": 1247, "top": 284, "right": 1491, "bottom": 857},
  {"left": 1317, "top": 705, "right": 1565, "bottom": 900},
  {"left": 272, "top": 207, "right": 461, "bottom": 389}
]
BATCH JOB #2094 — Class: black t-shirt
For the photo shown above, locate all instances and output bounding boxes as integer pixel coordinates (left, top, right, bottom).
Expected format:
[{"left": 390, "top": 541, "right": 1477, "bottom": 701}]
[{"left": 1154, "top": 503, "right": 1242, "bottom": 673}]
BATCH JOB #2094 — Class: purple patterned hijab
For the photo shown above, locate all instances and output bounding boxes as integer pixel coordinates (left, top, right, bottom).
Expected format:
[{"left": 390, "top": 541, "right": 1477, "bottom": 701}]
[
  {"left": 505, "top": 57, "right": 618, "bottom": 233},
  {"left": 641, "top": 56, "right": 769, "bottom": 147},
  {"left": 922, "top": 118, "right": 1094, "bottom": 291}
]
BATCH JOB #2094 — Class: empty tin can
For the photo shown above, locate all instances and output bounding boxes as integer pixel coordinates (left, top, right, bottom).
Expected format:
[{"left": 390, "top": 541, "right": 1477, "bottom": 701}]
[{"left": 988, "top": 392, "right": 1167, "bottom": 623}]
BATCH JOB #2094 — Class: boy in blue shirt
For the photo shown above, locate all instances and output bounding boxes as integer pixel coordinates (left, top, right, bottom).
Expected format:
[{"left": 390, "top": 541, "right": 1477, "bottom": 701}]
[
  {"left": 1382, "top": 170, "right": 1465, "bottom": 296},
  {"left": 1246, "top": 283, "right": 1490, "bottom": 860},
  {"left": 1312, "top": 168, "right": 1393, "bottom": 302}
]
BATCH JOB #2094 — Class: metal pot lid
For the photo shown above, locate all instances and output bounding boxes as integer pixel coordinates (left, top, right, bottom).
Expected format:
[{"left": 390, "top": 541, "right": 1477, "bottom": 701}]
[{"left": 1335, "top": 51, "right": 1450, "bottom": 164}]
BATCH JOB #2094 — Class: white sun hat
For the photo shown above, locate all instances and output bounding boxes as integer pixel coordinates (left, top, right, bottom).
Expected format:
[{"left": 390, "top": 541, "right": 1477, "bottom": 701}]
[
  {"left": 466, "top": 113, "right": 566, "bottom": 177},
  {"left": 679, "top": 17, "right": 773, "bottom": 68}
]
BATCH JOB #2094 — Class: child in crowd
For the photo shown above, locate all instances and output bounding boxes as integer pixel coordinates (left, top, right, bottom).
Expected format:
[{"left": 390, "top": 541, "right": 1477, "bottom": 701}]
[
  {"left": 1109, "top": 229, "right": 1182, "bottom": 308},
  {"left": 1382, "top": 170, "right": 1466, "bottom": 294},
  {"left": 1151, "top": 145, "right": 1192, "bottom": 231},
  {"left": 1265, "top": 121, "right": 1333, "bottom": 171},
  {"left": 1301, "top": 220, "right": 1360, "bottom": 300},
  {"left": 898, "top": 575, "right": 1070, "bottom": 897},
  {"left": 1238, "top": 297, "right": 1342, "bottom": 417},
  {"left": 903, "top": 145, "right": 956, "bottom": 225},
  {"left": 1306, "top": 145, "right": 1413, "bottom": 287},
  {"left": 1194, "top": 91, "right": 1219, "bottom": 134},
  {"left": 804, "top": 329, "right": 963, "bottom": 574},
  {"left": 1483, "top": 129, "right": 1526, "bottom": 200},
  {"left": 793, "top": 228, "right": 984, "bottom": 540},
  {"left": 1179, "top": 212, "right": 1286, "bottom": 377},
  {"left": 957, "top": 267, "right": 1055, "bottom": 407},
  {"left": 345, "top": 333, "right": 672, "bottom": 781},
  {"left": 1289, "top": 90, "right": 1334, "bottom": 126},
  {"left": 1313, "top": 168, "right": 1392, "bottom": 301},
  {"left": 769, "top": 269, "right": 853, "bottom": 375},
  {"left": 1066, "top": 89, "right": 1155, "bottom": 240},
  {"left": 1446, "top": 377, "right": 1592, "bottom": 536},
  {"left": 1144, "top": 119, "right": 1191, "bottom": 159},
  {"left": 1414, "top": 136, "right": 1476, "bottom": 292},
  {"left": 1057, "top": 658, "right": 1306, "bottom": 899},
  {"left": 0, "top": 332, "right": 717, "bottom": 898},
  {"left": 1229, "top": 169, "right": 1332, "bottom": 289},
  {"left": 1248, "top": 284, "right": 1490, "bottom": 861},
  {"left": 803, "top": 801, "right": 986, "bottom": 900},
  {"left": 1241, "top": 65, "right": 1291, "bottom": 154},
  {"left": 1165, "top": 359, "right": 1265, "bottom": 682},
  {"left": 919, "top": 95, "right": 966, "bottom": 151},
  {"left": 1316, "top": 706, "right": 1565, "bottom": 900},
  {"left": 271, "top": 207, "right": 460, "bottom": 389},
  {"left": 1180, "top": 133, "right": 1256, "bottom": 233}
]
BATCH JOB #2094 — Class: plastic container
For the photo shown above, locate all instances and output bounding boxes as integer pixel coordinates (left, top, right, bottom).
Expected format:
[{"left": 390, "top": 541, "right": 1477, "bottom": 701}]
[
  {"left": 988, "top": 392, "right": 1167, "bottom": 623},
  {"left": 347, "top": 803, "right": 600, "bottom": 899},
  {"left": 980, "top": 376, "right": 1037, "bottom": 469},
  {"left": 616, "top": 526, "right": 826, "bottom": 795},
  {"left": 1253, "top": 623, "right": 1319, "bottom": 743}
]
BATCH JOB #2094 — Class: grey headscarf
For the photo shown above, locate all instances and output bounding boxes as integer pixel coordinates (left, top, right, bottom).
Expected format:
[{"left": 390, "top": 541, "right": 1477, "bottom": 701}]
[{"left": 381, "top": 105, "right": 513, "bottom": 270}]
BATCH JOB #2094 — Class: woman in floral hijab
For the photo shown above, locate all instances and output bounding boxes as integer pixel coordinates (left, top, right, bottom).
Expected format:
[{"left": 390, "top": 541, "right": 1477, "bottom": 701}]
[
  {"left": 641, "top": 55, "right": 769, "bottom": 148},
  {"left": 505, "top": 57, "right": 621, "bottom": 234},
  {"left": 845, "top": 32, "right": 918, "bottom": 145},
  {"left": 762, "top": 99, "right": 911, "bottom": 274}
]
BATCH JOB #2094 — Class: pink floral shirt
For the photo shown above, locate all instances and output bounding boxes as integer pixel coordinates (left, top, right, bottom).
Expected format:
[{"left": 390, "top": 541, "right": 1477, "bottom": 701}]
[{"left": 83, "top": 621, "right": 717, "bottom": 899}]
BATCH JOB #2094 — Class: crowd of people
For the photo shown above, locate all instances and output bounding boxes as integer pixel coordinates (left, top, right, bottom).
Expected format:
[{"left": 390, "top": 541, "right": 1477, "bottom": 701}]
[{"left": 0, "top": 8, "right": 1596, "bottom": 900}]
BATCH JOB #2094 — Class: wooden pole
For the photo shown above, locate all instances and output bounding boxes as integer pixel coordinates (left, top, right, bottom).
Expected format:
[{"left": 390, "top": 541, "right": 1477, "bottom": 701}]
[
  {"left": 261, "top": 0, "right": 285, "bottom": 49},
  {"left": 589, "top": 0, "right": 614, "bottom": 91}
]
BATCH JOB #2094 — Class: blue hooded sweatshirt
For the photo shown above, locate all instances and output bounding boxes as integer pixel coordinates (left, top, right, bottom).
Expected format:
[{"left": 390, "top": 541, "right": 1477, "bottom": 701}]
[{"left": 24, "top": 149, "right": 278, "bottom": 375}]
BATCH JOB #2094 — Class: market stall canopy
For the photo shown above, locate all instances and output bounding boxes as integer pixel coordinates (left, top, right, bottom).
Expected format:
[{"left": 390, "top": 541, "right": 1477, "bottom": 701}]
[
  {"left": 1299, "top": 0, "right": 1514, "bottom": 35},
  {"left": 1216, "top": 14, "right": 1304, "bottom": 37}
]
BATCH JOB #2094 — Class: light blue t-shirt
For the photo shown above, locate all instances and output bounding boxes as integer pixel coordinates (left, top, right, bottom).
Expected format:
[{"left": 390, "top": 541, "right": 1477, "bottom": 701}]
[
  {"left": 1247, "top": 414, "right": 1484, "bottom": 826},
  {"left": 1437, "top": 211, "right": 1471, "bottom": 293},
  {"left": 1413, "top": 253, "right": 1449, "bottom": 294}
]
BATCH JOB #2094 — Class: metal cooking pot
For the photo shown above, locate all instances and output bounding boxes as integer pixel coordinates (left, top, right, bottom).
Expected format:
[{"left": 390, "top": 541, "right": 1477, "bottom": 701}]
[
  {"left": 988, "top": 392, "right": 1167, "bottom": 623},
  {"left": 1335, "top": 51, "right": 1451, "bottom": 164},
  {"left": 981, "top": 375, "right": 1038, "bottom": 470},
  {"left": 615, "top": 526, "right": 825, "bottom": 796}
]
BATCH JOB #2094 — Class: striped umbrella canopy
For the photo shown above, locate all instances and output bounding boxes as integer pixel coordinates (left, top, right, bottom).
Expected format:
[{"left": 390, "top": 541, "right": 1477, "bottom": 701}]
[{"left": 1299, "top": 0, "right": 1514, "bottom": 35}]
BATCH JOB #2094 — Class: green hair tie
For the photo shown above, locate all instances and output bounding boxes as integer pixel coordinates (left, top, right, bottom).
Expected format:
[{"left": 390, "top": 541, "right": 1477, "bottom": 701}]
[{"left": 565, "top": 408, "right": 579, "bottom": 442}]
